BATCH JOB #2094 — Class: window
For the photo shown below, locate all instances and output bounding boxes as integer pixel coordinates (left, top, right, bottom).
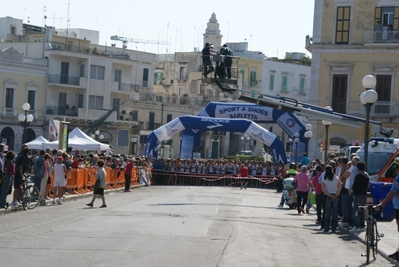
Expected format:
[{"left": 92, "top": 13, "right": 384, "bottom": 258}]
[
  {"left": 167, "top": 114, "right": 172, "bottom": 123},
  {"left": 269, "top": 73, "right": 275, "bottom": 91},
  {"left": 240, "top": 70, "right": 245, "bottom": 86},
  {"left": 179, "top": 67, "right": 186, "bottom": 79},
  {"left": 5, "top": 88, "right": 14, "bottom": 108},
  {"left": 154, "top": 72, "right": 163, "bottom": 84},
  {"left": 374, "top": 75, "right": 391, "bottom": 114},
  {"left": 90, "top": 65, "right": 105, "bottom": 80},
  {"left": 114, "top": 69, "right": 121, "bottom": 82},
  {"left": 375, "top": 7, "right": 399, "bottom": 30},
  {"left": 281, "top": 75, "right": 288, "bottom": 92},
  {"left": 178, "top": 87, "right": 184, "bottom": 96},
  {"left": 143, "top": 68, "right": 149, "bottom": 87},
  {"left": 27, "top": 90, "right": 35, "bottom": 110},
  {"left": 251, "top": 90, "right": 256, "bottom": 98},
  {"left": 149, "top": 112, "right": 155, "bottom": 130},
  {"left": 250, "top": 71, "right": 257, "bottom": 87},
  {"left": 156, "top": 95, "right": 163, "bottom": 102},
  {"left": 80, "top": 64, "right": 85, "bottom": 77},
  {"left": 131, "top": 110, "right": 138, "bottom": 121},
  {"left": 78, "top": 94, "right": 84, "bottom": 108},
  {"left": 10, "top": 26, "right": 16, "bottom": 35},
  {"left": 88, "top": 95, "right": 103, "bottom": 109},
  {"left": 299, "top": 76, "right": 306, "bottom": 95},
  {"left": 331, "top": 74, "right": 347, "bottom": 113},
  {"left": 335, "top": 6, "right": 351, "bottom": 44}
]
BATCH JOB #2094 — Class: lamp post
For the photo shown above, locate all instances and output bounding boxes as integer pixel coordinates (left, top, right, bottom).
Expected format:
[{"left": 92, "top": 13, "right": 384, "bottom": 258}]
[
  {"left": 241, "top": 133, "right": 250, "bottom": 151},
  {"left": 91, "top": 128, "right": 104, "bottom": 142},
  {"left": 322, "top": 106, "right": 333, "bottom": 163},
  {"left": 18, "top": 103, "right": 34, "bottom": 145},
  {"left": 304, "top": 124, "right": 313, "bottom": 154},
  {"left": 294, "top": 132, "right": 300, "bottom": 163},
  {"left": 360, "top": 75, "right": 378, "bottom": 171}
]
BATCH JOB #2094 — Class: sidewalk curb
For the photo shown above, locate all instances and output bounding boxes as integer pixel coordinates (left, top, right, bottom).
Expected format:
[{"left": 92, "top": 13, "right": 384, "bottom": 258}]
[
  {"left": 0, "top": 184, "right": 145, "bottom": 215},
  {"left": 338, "top": 224, "right": 396, "bottom": 264}
]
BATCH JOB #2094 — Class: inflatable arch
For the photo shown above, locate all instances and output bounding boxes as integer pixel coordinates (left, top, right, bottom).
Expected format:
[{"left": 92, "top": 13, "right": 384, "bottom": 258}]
[
  {"left": 145, "top": 115, "right": 288, "bottom": 164},
  {"left": 180, "top": 102, "right": 308, "bottom": 163}
]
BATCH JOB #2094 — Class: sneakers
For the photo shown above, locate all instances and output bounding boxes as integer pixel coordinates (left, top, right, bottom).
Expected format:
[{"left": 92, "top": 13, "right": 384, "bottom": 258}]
[
  {"left": 389, "top": 251, "right": 399, "bottom": 259},
  {"left": 350, "top": 226, "right": 359, "bottom": 232},
  {"left": 277, "top": 204, "right": 283, "bottom": 208},
  {"left": 57, "top": 200, "right": 63, "bottom": 205},
  {"left": 11, "top": 201, "right": 21, "bottom": 207},
  {"left": 306, "top": 208, "right": 310, "bottom": 214},
  {"left": 340, "top": 222, "right": 349, "bottom": 227}
]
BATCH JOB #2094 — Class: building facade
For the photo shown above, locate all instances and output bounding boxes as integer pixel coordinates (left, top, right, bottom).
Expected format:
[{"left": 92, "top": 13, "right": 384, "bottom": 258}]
[{"left": 307, "top": 0, "right": 399, "bottom": 159}]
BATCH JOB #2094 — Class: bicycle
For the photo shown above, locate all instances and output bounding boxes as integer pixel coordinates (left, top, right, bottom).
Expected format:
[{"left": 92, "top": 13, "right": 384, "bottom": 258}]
[
  {"left": 360, "top": 204, "right": 384, "bottom": 264},
  {"left": 18, "top": 173, "right": 40, "bottom": 210}
]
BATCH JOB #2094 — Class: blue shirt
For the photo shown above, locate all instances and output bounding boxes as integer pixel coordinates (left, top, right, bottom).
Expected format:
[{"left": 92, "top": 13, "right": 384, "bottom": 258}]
[{"left": 391, "top": 174, "right": 399, "bottom": 209}]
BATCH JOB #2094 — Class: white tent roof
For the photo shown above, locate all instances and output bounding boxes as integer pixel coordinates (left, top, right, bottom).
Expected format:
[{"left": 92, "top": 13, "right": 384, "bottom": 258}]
[
  {"left": 26, "top": 136, "right": 49, "bottom": 149},
  {"left": 42, "top": 127, "right": 110, "bottom": 151}
]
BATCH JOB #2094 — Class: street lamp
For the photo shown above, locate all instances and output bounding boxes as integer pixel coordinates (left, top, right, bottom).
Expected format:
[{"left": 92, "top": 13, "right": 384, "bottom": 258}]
[
  {"left": 304, "top": 124, "right": 313, "bottom": 154},
  {"left": 241, "top": 133, "right": 250, "bottom": 151},
  {"left": 360, "top": 75, "right": 378, "bottom": 171},
  {"left": 91, "top": 128, "right": 104, "bottom": 141},
  {"left": 294, "top": 132, "right": 300, "bottom": 163},
  {"left": 18, "top": 103, "right": 34, "bottom": 144},
  {"left": 322, "top": 106, "right": 333, "bottom": 163}
]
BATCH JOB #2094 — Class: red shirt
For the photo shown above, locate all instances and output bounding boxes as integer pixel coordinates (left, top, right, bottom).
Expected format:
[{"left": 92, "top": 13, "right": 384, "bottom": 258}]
[
  {"left": 125, "top": 161, "right": 133, "bottom": 175},
  {"left": 72, "top": 161, "right": 79, "bottom": 168},
  {"left": 312, "top": 173, "right": 322, "bottom": 195},
  {"left": 238, "top": 166, "right": 249, "bottom": 177}
]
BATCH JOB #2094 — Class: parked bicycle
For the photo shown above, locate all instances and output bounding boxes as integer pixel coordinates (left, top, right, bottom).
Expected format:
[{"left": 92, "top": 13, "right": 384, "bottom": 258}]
[
  {"left": 360, "top": 204, "right": 384, "bottom": 264},
  {"left": 17, "top": 173, "right": 40, "bottom": 210}
]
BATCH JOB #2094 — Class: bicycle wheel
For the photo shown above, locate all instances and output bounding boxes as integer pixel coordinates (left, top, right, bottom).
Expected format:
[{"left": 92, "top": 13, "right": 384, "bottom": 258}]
[
  {"left": 20, "top": 188, "right": 27, "bottom": 211},
  {"left": 26, "top": 186, "right": 40, "bottom": 210},
  {"left": 372, "top": 221, "right": 378, "bottom": 260},
  {"left": 366, "top": 221, "right": 371, "bottom": 264}
]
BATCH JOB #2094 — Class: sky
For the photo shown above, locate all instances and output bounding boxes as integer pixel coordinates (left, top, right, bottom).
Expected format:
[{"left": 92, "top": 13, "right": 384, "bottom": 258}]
[{"left": 1, "top": 0, "right": 315, "bottom": 58}]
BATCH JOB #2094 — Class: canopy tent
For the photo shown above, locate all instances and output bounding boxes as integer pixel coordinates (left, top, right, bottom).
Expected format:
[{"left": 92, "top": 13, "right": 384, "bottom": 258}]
[
  {"left": 26, "top": 136, "right": 49, "bottom": 150},
  {"left": 42, "top": 127, "right": 110, "bottom": 152}
]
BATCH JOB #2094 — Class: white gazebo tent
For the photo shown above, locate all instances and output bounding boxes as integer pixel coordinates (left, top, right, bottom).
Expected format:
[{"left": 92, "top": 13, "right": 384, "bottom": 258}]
[
  {"left": 41, "top": 127, "right": 110, "bottom": 152},
  {"left": 26, "top": 136, "right": 49, "bottom": 150}
]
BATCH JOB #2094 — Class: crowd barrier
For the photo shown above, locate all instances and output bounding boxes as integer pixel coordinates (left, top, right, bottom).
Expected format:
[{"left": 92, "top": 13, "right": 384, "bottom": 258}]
[
  {"left": 51, "top": 166, "right": 145, "bottom": 195},
  {"left": 48, "top": 167, "right": 277, "bottom": 197},
  {"left": 150, "top": 169, "right": 277, "bottom": 188}
]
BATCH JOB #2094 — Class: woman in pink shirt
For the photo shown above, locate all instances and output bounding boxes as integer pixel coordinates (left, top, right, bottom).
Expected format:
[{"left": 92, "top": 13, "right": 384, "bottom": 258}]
[{"left": 294, "top": 165, "right": 311, "bottom": 214}]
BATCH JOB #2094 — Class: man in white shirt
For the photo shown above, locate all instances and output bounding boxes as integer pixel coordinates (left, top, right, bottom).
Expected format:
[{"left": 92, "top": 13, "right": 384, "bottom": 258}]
[{"left": 341, "top": 156, "right": 360, "bottom": 229}]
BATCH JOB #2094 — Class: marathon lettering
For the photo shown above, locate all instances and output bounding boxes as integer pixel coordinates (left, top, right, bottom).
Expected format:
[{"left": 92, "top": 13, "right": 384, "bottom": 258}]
[
  {"left": 201, "top": 118, "right": 229, "bottom": 123},
  {"left": 218, "top": 107, "right": 240, "bottom": 114},
  {"left": 229, "top": 114, "right": 258, "bottom": 119}
]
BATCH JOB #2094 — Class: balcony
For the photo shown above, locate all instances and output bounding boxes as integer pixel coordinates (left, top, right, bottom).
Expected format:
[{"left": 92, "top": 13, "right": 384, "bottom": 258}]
[
  {"left": 48, "top": 74, "right": 81, "bottom": 87},
  {"left": 364, "top": 30, "right": 399, "bottom": 44},
  {"left": 46, "top": 105, "right": 78, "bottom": 117},
  {"left": 111, "top": 82, "right": 140, "bottom": 93},
  {"left": 347, "top": 100, "right": 399, "bottom": 118}
]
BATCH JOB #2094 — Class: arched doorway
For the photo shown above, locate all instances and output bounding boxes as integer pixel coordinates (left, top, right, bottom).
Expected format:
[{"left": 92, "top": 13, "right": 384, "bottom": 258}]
[
  {"left": 1, "top": 127, "right": 15, "bottom": 151},
  {"left": 26, "top": 128, "right": 36, "bottom": 143}
]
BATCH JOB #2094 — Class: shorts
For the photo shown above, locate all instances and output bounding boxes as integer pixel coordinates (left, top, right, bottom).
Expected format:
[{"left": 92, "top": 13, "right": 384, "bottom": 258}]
[
  {"left": 395, "top": 209, "right": 399, "bottom": 220},
  {"left": 14, "top": 176, "right": 21, "bottom": 189},
  {"left": 94, "top": 188, "right": 104, "bottom": 195},
  {"left": 53, "top": 176, "right": 66, "bottom": 187}
]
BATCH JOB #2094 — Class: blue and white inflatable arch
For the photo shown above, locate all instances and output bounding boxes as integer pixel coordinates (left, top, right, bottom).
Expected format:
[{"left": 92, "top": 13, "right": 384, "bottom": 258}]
[
  {"left": 181, "top": 102, "right": 307, "bottom": 163},
  {"left": 145, "top": 115, "right": 288, "bottom": 164}
]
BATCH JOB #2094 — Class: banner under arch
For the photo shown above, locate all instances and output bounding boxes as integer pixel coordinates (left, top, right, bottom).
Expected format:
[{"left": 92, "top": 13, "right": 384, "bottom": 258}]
[{"left": 145, "top": 115, "right": 287, "bottom": 164}]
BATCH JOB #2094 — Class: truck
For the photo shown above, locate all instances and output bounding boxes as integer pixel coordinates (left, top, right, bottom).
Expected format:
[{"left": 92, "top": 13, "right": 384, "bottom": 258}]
[{"left": 356, "top": 138, "right": 399, "bottom": 183}]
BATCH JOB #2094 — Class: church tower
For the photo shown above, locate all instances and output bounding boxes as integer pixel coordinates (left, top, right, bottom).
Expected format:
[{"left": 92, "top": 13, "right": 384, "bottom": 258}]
[{"left": 203, "top": 13, "right": 223, "bottom": 48}]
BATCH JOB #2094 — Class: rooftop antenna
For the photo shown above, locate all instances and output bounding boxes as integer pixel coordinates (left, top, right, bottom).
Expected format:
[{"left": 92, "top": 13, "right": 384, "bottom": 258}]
[
  {"left": 166, "top": 22, "right": 169, "bottom": 54},
  {"left": 180, "top": 21, "right": 183, "bottom": 52},
  {"left": 23, "top": 8, "right": 26, "bottom": 23},
  {"left": 227, "top": 22, "right": 230, "bottom": 42},
  {"left": 65, "top": 0, "right": 70, "bottom": 44},
  {"left": 42, "top": 6, "right": 47, "bottom": 26}
]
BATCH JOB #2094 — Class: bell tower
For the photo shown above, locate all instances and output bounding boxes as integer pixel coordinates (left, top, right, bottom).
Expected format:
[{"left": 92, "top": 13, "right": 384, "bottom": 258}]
[{"left": 203, "top": 13, "right": 223, "bottom": 48}]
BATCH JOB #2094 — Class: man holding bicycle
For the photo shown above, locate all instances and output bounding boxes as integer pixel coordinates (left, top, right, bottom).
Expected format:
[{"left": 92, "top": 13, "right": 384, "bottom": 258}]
[{"left": 375, "top": 158, "right": 399, "bottom": 260}]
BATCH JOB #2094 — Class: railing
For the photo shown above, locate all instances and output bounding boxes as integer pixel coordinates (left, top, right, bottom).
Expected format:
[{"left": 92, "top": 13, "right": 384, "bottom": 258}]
[
  {"left": 46, "top": 106, "right": 78, "bottom": 117},
  {"left": 48, "top": 74, "right": 81, "bottom": 86},
  {"left": 364, "top": 30, "right": 399, "bottom": 44},
  {"left": 117, "top": 82, "right": 139, "bottom": 93},
  {"left": 132, "top": 93, "right": 228, "bottom": 106},
  {"left": 346, "top": 101, "right": 399, "bottom": 117}
]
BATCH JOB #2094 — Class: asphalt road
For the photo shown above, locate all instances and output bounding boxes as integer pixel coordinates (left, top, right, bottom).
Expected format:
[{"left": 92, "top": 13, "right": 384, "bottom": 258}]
[{"left": 0, "top": 186, "right": 394, "bottom": 267}]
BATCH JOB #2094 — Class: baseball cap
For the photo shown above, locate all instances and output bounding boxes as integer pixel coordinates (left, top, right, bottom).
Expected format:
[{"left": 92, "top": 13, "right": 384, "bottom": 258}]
[{"left": 57, "top": 156, "right": 63, "bottom": 161}]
